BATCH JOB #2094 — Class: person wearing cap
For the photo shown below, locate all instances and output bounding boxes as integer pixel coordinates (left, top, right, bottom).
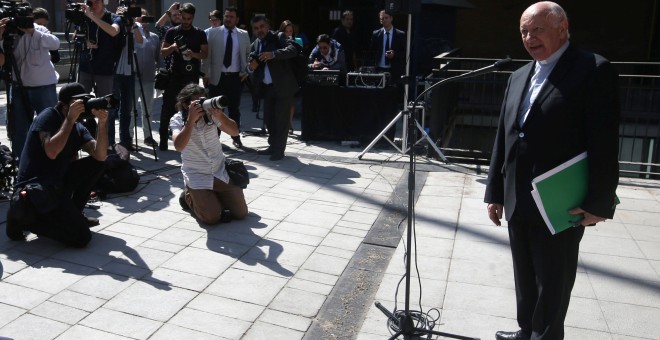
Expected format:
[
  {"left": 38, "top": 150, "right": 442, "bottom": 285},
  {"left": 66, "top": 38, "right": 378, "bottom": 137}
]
[{"left": 6, "top": 83, "right": 109, "bottom": 247}]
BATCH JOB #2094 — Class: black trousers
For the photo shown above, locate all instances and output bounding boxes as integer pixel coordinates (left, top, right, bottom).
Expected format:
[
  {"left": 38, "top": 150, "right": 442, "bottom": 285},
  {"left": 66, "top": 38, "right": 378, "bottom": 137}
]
[
  {"left": 262, "top": 85, "right": 294, "bottom": 156},
  {"left": 10, "top": 157, "right": 104, "bottom": 247},
  {"left": 508, "top": 211, "right": 584, "bottom": 340},
  {"left": 160, "top": 74, "right": 199, "bottom": 145},
  {"left": 208, "top": 73, "right": 243, "bottom": 128}
]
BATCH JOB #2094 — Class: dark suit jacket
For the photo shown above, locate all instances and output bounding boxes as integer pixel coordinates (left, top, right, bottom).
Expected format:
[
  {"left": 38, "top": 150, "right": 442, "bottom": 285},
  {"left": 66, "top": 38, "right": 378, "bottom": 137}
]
[
  {"left": 248, "top": 31, "right": 299, "bottom": 98},
  {"left": 369, "top": 27, "right": 406, "bottom": 83},
  {"left": 484, "top": 44, "right": 620, "bottom": 221}
]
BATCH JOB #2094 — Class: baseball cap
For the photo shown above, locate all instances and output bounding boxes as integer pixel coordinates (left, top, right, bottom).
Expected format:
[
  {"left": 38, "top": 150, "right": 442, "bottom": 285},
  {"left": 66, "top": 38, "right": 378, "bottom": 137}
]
[{"left": 58, "top": 83, "right": 88, "bottom": 103}]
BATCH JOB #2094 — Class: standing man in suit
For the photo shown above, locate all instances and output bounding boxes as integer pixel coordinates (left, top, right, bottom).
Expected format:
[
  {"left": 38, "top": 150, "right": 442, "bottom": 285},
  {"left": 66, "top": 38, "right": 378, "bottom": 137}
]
[
  {"left": 484, "top": 2, "right": 620, "bottom": 340},
  {"left": 247, "top": 15, "right": 298, "bottom": 161},
  {"left": 203, "top": 7, "right": 250, "bottom": 148},
  {"left": 369, "top": 9, "right": 406, "bottom": 85}
]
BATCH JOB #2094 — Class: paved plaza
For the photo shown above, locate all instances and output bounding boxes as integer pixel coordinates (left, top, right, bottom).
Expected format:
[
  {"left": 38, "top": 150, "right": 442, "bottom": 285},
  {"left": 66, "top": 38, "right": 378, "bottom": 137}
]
[{"left": 0, "top": 90, "right": 659, "bottom": 339}]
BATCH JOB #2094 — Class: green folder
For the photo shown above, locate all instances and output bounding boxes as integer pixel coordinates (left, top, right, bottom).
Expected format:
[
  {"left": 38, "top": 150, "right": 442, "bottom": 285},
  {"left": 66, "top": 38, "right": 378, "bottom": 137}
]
[{"left": 531, "top": 152, "right": 589, "bottom": 235}]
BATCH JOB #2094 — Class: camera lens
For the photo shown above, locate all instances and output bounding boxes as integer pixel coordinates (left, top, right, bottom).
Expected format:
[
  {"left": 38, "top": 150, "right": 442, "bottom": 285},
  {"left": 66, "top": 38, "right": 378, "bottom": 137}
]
[{"left": 200, "top": 96, "right": 228, "bottom": 111}]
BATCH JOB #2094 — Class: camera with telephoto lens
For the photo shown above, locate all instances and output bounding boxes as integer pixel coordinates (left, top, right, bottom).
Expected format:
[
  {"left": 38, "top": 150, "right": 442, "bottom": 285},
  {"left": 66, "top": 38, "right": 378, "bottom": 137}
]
[
  {"left": 174, "top": 35, "right": 189, "bottom": 55},
  {"left": 140, "top": 15, "right": 155, "bottom": 23},
  {"left": 196, "top": 96, "right": 228, "bottom": 125},
  {"left": 0, "top": 0, "right": 34, "bottom": 39},
  {"left": 64, "top": 0, "right": 89, "bottom": 26},
  {"left": 76, "top": 94, "right": 119, "bottom": 121},
  {"left": 117, "top": 0, "right": 141, "bottom": 26}
]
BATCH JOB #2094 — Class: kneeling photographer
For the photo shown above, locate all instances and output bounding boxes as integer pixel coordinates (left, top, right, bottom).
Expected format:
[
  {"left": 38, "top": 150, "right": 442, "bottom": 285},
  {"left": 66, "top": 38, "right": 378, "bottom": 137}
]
[
  {"left": 6, "top": 83, "right": 111, "bottom": 247},
  {"left": 170, "top": 84, "right": 247, "bottom": 225}
]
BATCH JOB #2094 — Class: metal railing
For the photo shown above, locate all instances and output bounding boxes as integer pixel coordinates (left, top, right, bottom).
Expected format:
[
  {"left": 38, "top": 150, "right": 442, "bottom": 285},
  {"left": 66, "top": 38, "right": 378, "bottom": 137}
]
[{"left": 427, "top": 57, "right": 660, "bottom": 179}]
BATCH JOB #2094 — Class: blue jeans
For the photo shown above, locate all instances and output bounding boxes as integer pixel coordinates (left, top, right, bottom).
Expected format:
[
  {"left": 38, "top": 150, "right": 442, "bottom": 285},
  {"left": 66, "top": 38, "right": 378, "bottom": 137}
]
[
  {"left": 10, "top": 83, "right": 58, "bottom": 160},
  {"left": 110, "top": 74, "right": 135, "bottom": 145}
]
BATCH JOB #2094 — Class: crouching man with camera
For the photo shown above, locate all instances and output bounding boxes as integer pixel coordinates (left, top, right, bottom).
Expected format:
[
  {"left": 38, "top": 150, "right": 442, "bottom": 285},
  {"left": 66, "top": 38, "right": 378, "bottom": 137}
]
[
  {"left": 6, "top": 83, "right": 109, "bottom": 247},
  {"left": 171, "top": 84, "right": 248, "bottom": 225}
]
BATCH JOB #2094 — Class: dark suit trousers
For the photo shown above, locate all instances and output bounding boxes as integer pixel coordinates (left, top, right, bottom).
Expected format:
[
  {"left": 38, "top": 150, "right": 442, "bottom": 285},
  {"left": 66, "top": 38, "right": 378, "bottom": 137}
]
[
  {"left": 262, "top": 84, "right": 293, "bottom": 156},
  {"left": 160, "top": 74, "right": 199, "bottom": 145},
  {"left": 208, "top": 74, "right": 243, "bottom": 128},
  {"left": 508, "top": 212, "right": 584, "bottom": 340}
]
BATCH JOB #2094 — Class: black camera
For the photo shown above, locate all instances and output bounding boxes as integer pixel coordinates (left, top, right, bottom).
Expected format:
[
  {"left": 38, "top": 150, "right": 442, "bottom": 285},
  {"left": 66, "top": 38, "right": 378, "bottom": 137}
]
[
  {"left": 0, "top": 0, "right": 34, "bottom": 39},
  {"left": 174, "top": 35, "right": 189, "bottom": 55},
  {"left": 64, "top": 0, "right": 88, "bottom": 26},
  {"left": 140, "top": 15, "right": 155, "bottom": 23},
  {"left": 76, "top": 94, "right": 119, "bottom": 121},
  {"left": 196, "top": 96, "right": 228, "bottom": 125},
  {"left": 118, "top": 0, "right": 141, "bottom": 26},
  {"left": 248, "top": 50, "right": 264, "bottom": 66}
]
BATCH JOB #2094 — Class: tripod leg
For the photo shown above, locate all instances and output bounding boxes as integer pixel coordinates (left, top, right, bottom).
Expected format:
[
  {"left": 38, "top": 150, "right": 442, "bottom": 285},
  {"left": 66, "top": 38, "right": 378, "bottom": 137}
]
[
  {"left": 414, "top": 118, "right": 447, "bottom": 162},
  {"left": 357, "top": 111, "right": 404, "bottom": 159}
]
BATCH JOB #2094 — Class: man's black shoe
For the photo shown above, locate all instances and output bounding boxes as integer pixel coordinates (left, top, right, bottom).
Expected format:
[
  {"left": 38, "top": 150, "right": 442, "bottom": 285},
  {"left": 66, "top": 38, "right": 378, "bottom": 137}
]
[
  {"left": 159, "top": 142, "right": 168, "bottom": 151},
  {"left": 495, "top": 330, "right": 530, "bottom": 340},
  {"left": 144, "top": 137, "right": 159, "bottom": 147},
  {"left": 83, "top": 213, "right": 100, "bottom": 227},
  {"left": 179, "top": 192, "right": 190, "bottom": 211},
  {"left": 232, "top": 136, "right": 243, "bottom": 148},
  {"left": 6, "top": 217, "right": 25, "bottom": 241},
  {"left": 270, "top": 154, "right": 284, "bottom": 161},
  {"left": 120, "top": 142, "right": 141, "bottom": 152},
  {"left": 257, "top": 148, "right": 273, "bottom": 155}
]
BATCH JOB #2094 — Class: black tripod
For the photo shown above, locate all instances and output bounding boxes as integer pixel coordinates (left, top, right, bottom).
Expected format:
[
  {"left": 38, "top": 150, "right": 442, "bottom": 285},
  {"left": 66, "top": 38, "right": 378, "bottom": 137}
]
[
  {"left": 124, "top": 22, "right": 158, "bottom": 160},
  {"left": 65, "top": 20, "right": 86, "bottom": 83}
]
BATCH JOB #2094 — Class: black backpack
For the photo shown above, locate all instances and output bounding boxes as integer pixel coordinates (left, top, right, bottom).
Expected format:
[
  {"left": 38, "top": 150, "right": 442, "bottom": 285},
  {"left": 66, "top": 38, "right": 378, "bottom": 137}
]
[
  {"left": 288, "top": 39, "right": 307, "bottom": 86},
  {"left": 96, "top": 153, "right": 139, "bottom": 197}
]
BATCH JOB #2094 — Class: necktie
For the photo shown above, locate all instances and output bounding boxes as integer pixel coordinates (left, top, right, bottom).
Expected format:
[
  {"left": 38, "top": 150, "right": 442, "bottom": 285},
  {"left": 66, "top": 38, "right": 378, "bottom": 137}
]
[
  {"left": 385, "top": 31, "right": 390, "bottom": 66},
  {"left": 224, "top": 29, "right": 233, "bottom": 68}
]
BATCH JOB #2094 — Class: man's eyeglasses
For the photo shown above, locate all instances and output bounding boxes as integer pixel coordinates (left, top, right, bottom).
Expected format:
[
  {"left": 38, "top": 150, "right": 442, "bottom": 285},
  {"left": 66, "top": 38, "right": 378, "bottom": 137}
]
[{"left": 520, "top": 26, "right": 545, "bottom": 38}]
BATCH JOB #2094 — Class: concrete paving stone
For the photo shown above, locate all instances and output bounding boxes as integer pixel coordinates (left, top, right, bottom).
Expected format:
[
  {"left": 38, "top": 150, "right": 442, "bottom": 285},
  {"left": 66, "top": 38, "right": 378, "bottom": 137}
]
[
  {"left": 416, "top": 194, "right": 462, "bottom": 211},
  {"left": 160, "top": 246, "right": 237, "bottom": 278},
  {"left": 413, "top": 219, "right": 461, "bottom": 241},
  {"left": 0, "top": 281, "right": 51, "bottom": 309},
  {"left": 49, "top": 290, "right": 106, "bottom": 312},
  {"left": 626, "top": 223, "right": 660, "bottom": 243},
  {"left": 611, "top": 335, "right": 657, "bottom": 340},
  {"left": 113, "top": 245, "right": 176, "bottom": 271},
  {"left": 169, "top": 307, "right": 251, "bottom": 339},
  {"left": 49, "top": 247, "right": 117, "bottom": 269},
  {"left": 138, "top": 239, "right": 187, "bottom": 253},
  {"left": 0, "top": 314, "right": 68, "bottom": 340},
  {"left": 5, "top": 259, "right": 95, "bottom": 294},
  {"left": 447, "top": 258, "right": 513, "bottom": 289},
  {"left": 247, "top": 195, "right": 304, "bottom": 215},
  {"left": 258, "top": 308, "right": 312, "bottom": 332},
  {"left": 1, "top": 248, "right": 47, "bottom": 266},
  {"left": 341, "top": 210, "right": 379, "bottom": 226},
  {"left": 30, "top": 300, "right": 89, "bottom": 325},
  {"left": 284, "top": 209, "right": 343, "bottom": 229},
  {"left": 354, "top": 191, "right": 392, "bottom": 209},
  {"left": 386, "top": 253, "right": 451, "bottom": 281},
  {"left": 274, "top": 176, "right": 327, "bottom": 193},
  {"left": 79, "top": 308, "right": 162, "bottom": 339},
  {"left": 190, "top": 237, "right": 252, "bottom": 259},
  {"left": 584, "top": 221, "right": 633, "bottom": 239},
  {"left": 144, "top": 267, "right": 211, "bottom": 291},
  {"left": 307, "top": 188, "right": 359, "bottom": 205},
  {"left": 614, "top": 210, "right": 660, "bottom": 227},
  {"left": 616, "top": 197, "right": 660, "bottom": 213},
  {"left": 452, "top": 239, "right": 512, "bottom": 263},
  {"left": 286, "top": 276, "right": 334, "bottom": 295},
  {"left": 95, "top": 230, "right": 148, "bottom": 250},
  {"left": 455, "top": 221, "right": 510, "bottom": 244},
  {"left": 54, "top": 325, "right": 129, "bottom": 340},
  {"left": 231, "top": 258, "right": 298, "bottom": 278},
  {"left": 589, "top": 273, "right": 660, "bottom": 308},
  {"left": 392, "top": 235, "right": 455, "bottom": 260},
  {"left": 600, "top": 300, "right": 660, "bottom": 339},
  {"left": 301, "top": 252, "right": 351, "bottom": 276},
  {"left": 444, "top": 281, "right": 517, "bottom": 319},
  {"left": 294, "top": 269, "right": 339, "bottom": 286},
  {"left": 0, "top": 258, "right": 28, "bottom": 275},
  {"left": 151, "top": 227, "right": 205, "bottom": 246},
  {"left": 637, "top": 240, "right": 660, "bottom": 260},
  {"left": 0, "top": 303, "right": 25, "bottom": 328},
  {"left": 332, "top": 225, "right": 369, "bottom": 238},
  {"left": 243, "top": 239, "right": 315, "bottom": 268},
  {"left": 248, "top": 208, "right": 289, "bottom": 222},
  {"left": 275, "top": 221, "right": 332, "bottom": 238},
  {"left": 242, "top": 320, "right": 304, "bottom": 340},
  {"left": 148, "top": 324, "right": 227, "bottom": 340},
  {"left": 269, "top": 287, "right": 327, "bottom": 317},
  {"left": 651, "top": 260, "right": 660, "bottom": 278},
  {"left": 266, "top": 228, "right": 324, "bottom": 247},
  {"left": 564, "top": 296, "right": 609, "bottom": 332},
  {"left": 375, "top": 273, "right": 448, "bottom": 308},
  {"left": 67, "top": 272, "right": 136, "bottom": 300},
  {"left": 104, "top": 280, "right": 195, "bottom": 322},
  {"left": 580, "top": 234, "right": 645, "bottom": 258},
  {"left": 336, "top": 219, "right": 374, "bottom": 231},
  {"left": 319, "top": 232, "right": 364, "bottom": 252},
  {"left": 187, "top": 293, "right": 265, "bottom": 322},
  {"left": 581, "top": 252, "right": 660, "bottom": 283},
  {"left": 205, "top": 268, "right": 289, "bottom": 306},
  {"left": 418, "top": 184, "right": 465, "bottom": 197},
  {"left": 299, "top": 200, "right": 351, "bottom": 215},
  {"left": 563, "top": 327, "right": 614, "bottom": 340},
  {"left": 615, "top": 185, "right": 657, "bottom": 200},
  {"left": 571, "top": 272, "right": 597, "bottom": 299},
  {"left": 103, "top": 196, "right": 161, "bottom": 214},
  {"left": 357, "top": 301, "right": 400, "bottom": 338},
  {"left": 316, "top": 245, "right": 356, "bottom": 260},
  {"left": 432, "top": 308, "right": 518, "bottom": 340},
  {"left": 6, "top": 238, "right": 66, "bottom": 258}
]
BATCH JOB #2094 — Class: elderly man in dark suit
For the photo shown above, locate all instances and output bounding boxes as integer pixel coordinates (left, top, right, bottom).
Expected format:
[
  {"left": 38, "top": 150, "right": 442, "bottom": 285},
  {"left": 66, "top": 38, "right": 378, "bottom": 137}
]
[
  {"left": 484, "top": 2, "right": 619, "bottom": 340},
  {"left": 247, "top": 15, "right": 298, "bottom": 161},
  {"left": 369, "top": 9, "right": 406, "bottom": 85}
]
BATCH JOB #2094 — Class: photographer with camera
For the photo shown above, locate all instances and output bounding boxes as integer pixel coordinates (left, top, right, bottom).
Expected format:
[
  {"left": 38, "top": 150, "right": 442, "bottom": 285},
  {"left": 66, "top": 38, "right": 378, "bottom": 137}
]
[
  {"left": 170, "top": 84, "right": 247, "bottom": 225},
  {"left": 0, "top": 4, "right": 60, "bottom": 162},
  {"left": 159, "top": 3, "right": 207, "bottom": 151},
  {"left": 76, "top": 0, "right": 121, "bottom": 109},
  {"left": 6, "top": 83, "right": 110, "bottom": 247},
  {"left": 155, "top": 2, "right": 181, "bottom": 70}
]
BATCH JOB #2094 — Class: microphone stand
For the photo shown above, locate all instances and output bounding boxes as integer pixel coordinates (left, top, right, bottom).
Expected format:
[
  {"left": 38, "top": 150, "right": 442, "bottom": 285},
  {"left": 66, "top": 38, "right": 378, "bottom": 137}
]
[{"left": 374, "top": 58, "right": 511, "bottom": 340}]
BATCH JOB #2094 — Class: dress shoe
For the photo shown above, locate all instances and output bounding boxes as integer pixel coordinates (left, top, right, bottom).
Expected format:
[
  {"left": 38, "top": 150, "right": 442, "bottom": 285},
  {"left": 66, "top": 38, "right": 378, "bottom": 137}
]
[
  {"left": 232, "top": 136, "right": 243, "bottom": 148},
  {"left": 144, "top": 137, "right": 159, "bottom": 147},
  {"left": 179, "top": 192, "right": 190, "bottom": 211},
  {"left": 120, "top": 142, "right": 141, "bottom": 152},
  {"left": 257, "top": 148, "right": 273, "bottom": 155},
  {"left": 495, "top": 330, "right": 530, "bottom": 340},
  {"left": 269, "top": 153, "right": 284, "bottom": 161},
  {"left": 6, "top": 217, "right": 25, "bottom": 241},
  {"left": 159, "top": 141, "right": 169, "bottom": 151}
]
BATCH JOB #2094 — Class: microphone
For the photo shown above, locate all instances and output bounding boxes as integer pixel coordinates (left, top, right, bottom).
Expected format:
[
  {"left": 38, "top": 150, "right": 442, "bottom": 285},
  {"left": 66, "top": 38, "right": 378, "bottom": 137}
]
[{"left": 460, "top": 57, "right": 512, "bottom": 78}]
